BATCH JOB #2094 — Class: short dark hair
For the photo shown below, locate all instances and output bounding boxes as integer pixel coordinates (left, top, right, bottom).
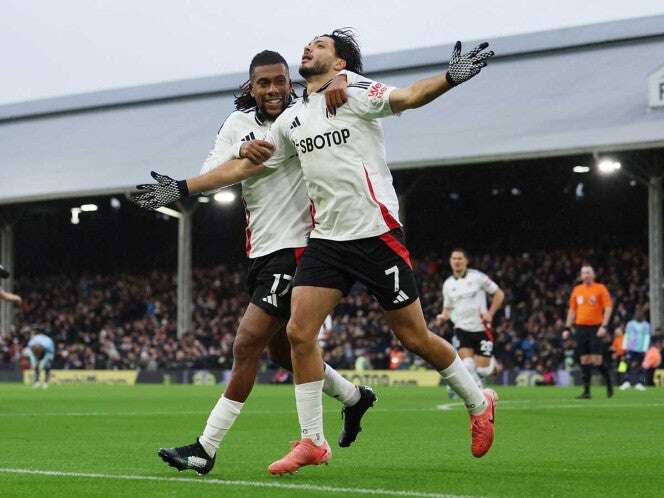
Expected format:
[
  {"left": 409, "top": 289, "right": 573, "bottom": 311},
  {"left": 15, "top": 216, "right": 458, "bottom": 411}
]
[
  {"left": 234, "top": 50, "right": 293, "bottom": 111},
  {"left": 450, "top": 248, "right": 469, "bottom": 259},
  {"left": 320, "top": 28, "right": 363, "bottom": 74}
]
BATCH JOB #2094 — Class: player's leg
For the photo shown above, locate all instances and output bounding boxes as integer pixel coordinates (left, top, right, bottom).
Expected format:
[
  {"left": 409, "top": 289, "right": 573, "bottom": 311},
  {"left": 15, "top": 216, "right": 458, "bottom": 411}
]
[
  {"left": 634, "top": 352, "right": 646, "bottom": 390},
  {"left": 575, "top": 327, "right": 593, "bottom": 398},
  {"left": 268, "top": 285, "right": 342, "bottom": 475},
  {"left": 359, "top": 229, "right": 495, "bottom": 457},
  {"left": 384, "top": 300, "right": 497, "bottom": 458},
  {"left": 590, "top": 329, "right": 612, "bottom": 398},
  {"left": 267, "top": 328, "right": 368, "bottom": 428},
  {"left": 474, "top": 355, "right": 496, "bottom": 387},
  {"left": 159, "top": 303, "right": 285, "bottom": 475},
  {"left": 40, "top": 354, "right": 53, "bottom": 389},
  {"left": 458, "top": 342, "right": 482, "bottom": 387}
]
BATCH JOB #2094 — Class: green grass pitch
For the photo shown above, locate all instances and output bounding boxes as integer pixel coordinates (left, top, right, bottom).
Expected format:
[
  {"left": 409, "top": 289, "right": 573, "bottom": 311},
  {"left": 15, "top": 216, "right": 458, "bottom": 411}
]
[{"left": 1, "top": 383, "right": 662, "bottom": 497}]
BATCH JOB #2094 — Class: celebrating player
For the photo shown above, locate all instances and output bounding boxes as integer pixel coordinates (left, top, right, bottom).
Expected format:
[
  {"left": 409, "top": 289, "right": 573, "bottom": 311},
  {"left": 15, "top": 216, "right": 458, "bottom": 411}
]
[
  {"left": 23, "top": 333, "right": 55, "bottom": 389},
  {"left": 155, "top": 51, "right": 375, "bottom": 476},
  {"left": 437, "top": 249, "right": 505, "bottom": 387},
  {"left": 563, "top": 264, "right": 614, "bottom": 399},
  {"left": 133, "top": 29, "right": 497, "bottom": 473}
]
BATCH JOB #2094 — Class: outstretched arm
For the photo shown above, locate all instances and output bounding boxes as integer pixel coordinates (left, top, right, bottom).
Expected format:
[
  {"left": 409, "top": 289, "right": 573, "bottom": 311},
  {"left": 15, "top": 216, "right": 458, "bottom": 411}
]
[
  {"left": 389, "top": 41, "right": 494, "bottom": 113},
  {"left": 130, "top": 141, "right": 274, "bottom": 210},
  {"left": 0, "top": 289, "right": 22, "bottom": 304}
]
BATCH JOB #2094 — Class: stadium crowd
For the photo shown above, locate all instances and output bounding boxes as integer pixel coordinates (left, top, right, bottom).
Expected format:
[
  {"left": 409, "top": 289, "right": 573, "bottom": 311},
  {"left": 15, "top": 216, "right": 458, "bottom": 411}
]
[{"left": 0, "top": 248, "right": 653, "bottom": 378}]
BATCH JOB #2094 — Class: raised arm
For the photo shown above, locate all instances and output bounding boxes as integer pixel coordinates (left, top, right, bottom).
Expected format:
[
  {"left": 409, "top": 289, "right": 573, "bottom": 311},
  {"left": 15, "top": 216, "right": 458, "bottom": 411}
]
[{"left": 389, "top": 41, "right": 494, "bottom": 113}]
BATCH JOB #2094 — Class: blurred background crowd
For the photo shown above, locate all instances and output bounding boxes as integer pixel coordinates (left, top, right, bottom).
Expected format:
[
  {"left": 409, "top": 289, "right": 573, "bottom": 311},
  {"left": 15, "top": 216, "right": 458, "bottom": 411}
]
[{"left": 0, "top": 248, "right": 655, "bottom": 382}]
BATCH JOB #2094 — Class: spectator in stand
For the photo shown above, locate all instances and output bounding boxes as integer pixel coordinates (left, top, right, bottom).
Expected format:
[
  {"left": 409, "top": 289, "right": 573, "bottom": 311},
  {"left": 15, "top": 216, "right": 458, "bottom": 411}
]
[{"left": 642, "top": 336, "right": 662, "bottom": 386}]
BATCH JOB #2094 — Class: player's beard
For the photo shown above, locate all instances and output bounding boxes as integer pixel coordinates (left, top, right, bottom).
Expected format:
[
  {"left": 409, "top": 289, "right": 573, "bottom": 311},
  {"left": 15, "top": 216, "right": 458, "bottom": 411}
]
[{"left": 298, "top": 61, "right": 328, "bottom": 78}]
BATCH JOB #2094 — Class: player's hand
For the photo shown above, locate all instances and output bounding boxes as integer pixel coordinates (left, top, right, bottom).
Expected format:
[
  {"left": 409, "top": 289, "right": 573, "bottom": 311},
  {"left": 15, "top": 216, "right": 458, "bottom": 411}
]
[
  {"left": 481, "top": 311, "right": 494, "bottom": 327},
  {"left": 445, "top": 41, "right": 494, "bottom": 87},
  {"left": 239, "top": 140, "right": 275, "bottom": 165},
  {"left": 130, "top": 171, "right": 189, "bottom": 210},
  {"left": 435, "top": 313, "right": 446, "bottom": 325},
  {"left": 597, "top": 326, "right": 608, "bottom": 338},
  {"left": 324, "top": 73, "right": 349, "bottom": 116}
]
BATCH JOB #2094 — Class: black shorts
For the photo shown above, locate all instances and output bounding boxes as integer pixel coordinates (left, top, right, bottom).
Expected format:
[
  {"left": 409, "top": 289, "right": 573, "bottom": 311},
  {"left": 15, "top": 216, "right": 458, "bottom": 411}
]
[
  {"left": 575, "top": 325, "right": 602, "bottom": 356},
  {"left": 247, "top": 247, "right": 305, "bottom": 319},
  {"left": 455, "top": 328, "right": 494, "bottom": 357},
  {"left": 292, "top": 229, "right": 418, "bottom": 310}
]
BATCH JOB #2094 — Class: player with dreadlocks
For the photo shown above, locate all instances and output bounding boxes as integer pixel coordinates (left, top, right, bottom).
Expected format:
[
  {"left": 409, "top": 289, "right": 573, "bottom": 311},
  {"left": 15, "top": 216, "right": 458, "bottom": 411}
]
[
  {"left": 156, "top": 50, "right": 377, "bottom": 476},
  {"left": 135, "top": 28, "right": 497, "bottom": 474}
]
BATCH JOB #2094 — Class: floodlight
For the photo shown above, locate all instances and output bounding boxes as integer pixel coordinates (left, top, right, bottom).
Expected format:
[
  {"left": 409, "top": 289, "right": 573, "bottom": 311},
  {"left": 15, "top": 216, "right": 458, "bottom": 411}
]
[
  {"left": 597, "top": 159, "right": 621, "bottom": 174},
  {"left": 214, "top": 191, "right": 236, "bottom": 204}
]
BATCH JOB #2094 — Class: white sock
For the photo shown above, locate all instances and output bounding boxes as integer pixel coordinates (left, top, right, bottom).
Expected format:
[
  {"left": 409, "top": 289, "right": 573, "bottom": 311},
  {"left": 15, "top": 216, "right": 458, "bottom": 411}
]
[
  {"left": 295, "top": 379, "right": 326, "bottom": 446},
  {"left": 462, "top": 356, "right": 483, "bottom": 388},
  {"left": 476, "top": 357, "right": 496, "bottom": 380},
  {"left": 323, "top": 364, "right": 361, "bottom": 406},
  {"left": 440, "top": 355, "right": 487, "bottom": 415},
  {"left": 199, "top": 395, "right": 244, "bottom": 457}
]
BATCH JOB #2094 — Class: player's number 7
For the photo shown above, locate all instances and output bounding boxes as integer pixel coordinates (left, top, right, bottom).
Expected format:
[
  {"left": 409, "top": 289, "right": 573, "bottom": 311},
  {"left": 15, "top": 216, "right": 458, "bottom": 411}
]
[{"left": 385, "top": 265, "right": 400, "bottom": 292}]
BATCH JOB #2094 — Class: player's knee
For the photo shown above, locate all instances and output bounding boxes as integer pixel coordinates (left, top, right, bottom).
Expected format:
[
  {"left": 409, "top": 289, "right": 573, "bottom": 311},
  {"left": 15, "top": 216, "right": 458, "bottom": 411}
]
[
  {"left": 232, "top": 330, "right": 262, "bottom": 363},
  {"left": 398, "top": 331, "right": 428, "bottom": 355},
  {"left": 286, "top": 319, "right": 313, "bottom": 347}
]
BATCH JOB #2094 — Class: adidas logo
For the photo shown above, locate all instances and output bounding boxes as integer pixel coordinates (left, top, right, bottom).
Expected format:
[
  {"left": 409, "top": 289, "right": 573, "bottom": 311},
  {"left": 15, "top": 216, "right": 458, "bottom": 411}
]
[
  {"left": 241, "top": 131, "right": 256, "bottom": 142},
  {"left": 262, "top": 294, "right": 278, "bottom": 307},
  {"left": 290, "top": 116, "right": 301, "bottom": 129},
  {"left": 393, "top": 290, "right": 409, "bottom": 304}
]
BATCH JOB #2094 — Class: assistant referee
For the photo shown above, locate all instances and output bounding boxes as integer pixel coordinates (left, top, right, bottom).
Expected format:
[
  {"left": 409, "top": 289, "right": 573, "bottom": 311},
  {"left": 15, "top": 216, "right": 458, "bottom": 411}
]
[{"left": 563, "top": 264, "right": 613, "bottom": 399}]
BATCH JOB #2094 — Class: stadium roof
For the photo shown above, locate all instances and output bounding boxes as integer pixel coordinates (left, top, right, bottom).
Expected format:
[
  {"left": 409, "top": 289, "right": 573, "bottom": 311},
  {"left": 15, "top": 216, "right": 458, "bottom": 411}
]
[{"left": 1, "top": 15, "right": 663, "bottom": 205}]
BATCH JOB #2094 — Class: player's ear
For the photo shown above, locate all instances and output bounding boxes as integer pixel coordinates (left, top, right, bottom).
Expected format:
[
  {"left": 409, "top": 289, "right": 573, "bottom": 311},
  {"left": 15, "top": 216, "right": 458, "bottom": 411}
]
[
  {"left": 333, "top": 58, "right": 347, "bottom": 72},
  {"left": 249, "top": 82, "right": 255, "bottom": 98}
]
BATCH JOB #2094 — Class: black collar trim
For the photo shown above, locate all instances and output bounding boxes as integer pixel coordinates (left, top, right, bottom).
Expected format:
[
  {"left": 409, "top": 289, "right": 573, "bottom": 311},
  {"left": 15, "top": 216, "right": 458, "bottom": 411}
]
[{"left": 303, "top": 78, "right": 335, "bottom": 103}]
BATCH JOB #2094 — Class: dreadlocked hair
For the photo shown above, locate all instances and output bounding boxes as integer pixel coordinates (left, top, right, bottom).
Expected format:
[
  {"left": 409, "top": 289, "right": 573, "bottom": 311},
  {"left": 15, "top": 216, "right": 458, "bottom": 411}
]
[
  {"left": 321, "top": 27, "right": 363, "bottom": 74},
  {"left": 234, "top": 50, "right": 296, "bottom": 111}
]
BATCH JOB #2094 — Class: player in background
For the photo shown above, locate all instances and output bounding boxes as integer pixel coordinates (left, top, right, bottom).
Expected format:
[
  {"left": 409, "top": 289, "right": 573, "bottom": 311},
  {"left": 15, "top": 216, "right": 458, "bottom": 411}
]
[
  {"left": 0, "top": 264, "right": 22, "bottom": 305},
  {"left": 563, "top": 264, "right": 614, "bottom": 399},
  {"left": 155, "top": 51, "right": 375, "bottom": 476},
  {"left": 619, "top": 307, "right": 650, "bottom": 391},
  {"left": 131, "top": 29, "right": 498, "bottom": 473},
  {"left": 437, "top": 249, "right": 505, "bottom": 387},
  {"left": 23, "top": 333, "right": 55, "bottom": 389}
]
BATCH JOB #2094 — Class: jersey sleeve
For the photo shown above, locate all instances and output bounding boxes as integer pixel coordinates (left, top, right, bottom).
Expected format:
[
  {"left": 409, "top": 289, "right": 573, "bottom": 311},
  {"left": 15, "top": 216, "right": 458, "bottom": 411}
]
[
  {"left": 346, "top": 78, "right": 397, "bottom": 119},
  {"left": 200, "top": 114, "right": 243, "bottom": 175},
  {"left": 600, "top": 285, "right": 613, "bottom": 309},
  {"left": 263, "top": 117, "right": 296, "bottom": 169},
  {"left": 569, "top": 288, "right": 578, "bottom": 311},
  {"left": 480, "top": 273, "right": 499, "bottom": 294}
]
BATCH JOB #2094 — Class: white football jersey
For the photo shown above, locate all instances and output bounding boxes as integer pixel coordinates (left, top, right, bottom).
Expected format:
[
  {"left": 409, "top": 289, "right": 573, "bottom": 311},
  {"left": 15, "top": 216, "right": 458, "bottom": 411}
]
[
  {"left": 264, "top": 72, "right": 401, "bottom": 241},
  {"left": 442, "top": 269, "right": 499, "bottom": 332},
  {"left": 201, "top": 105, "right": 311, "bottom": 258}
]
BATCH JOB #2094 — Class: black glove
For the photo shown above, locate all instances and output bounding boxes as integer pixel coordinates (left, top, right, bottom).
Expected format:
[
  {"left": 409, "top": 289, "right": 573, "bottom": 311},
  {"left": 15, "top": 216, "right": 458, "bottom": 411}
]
[
  {"left": 0, "top": 265, "right": 9, "bottom": 279},
  {"left": 130, "top": 171, "right": 189, "bottom": 210},
  {"left": 446, "top": 41, "right": 494, "bottom": 87}
]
